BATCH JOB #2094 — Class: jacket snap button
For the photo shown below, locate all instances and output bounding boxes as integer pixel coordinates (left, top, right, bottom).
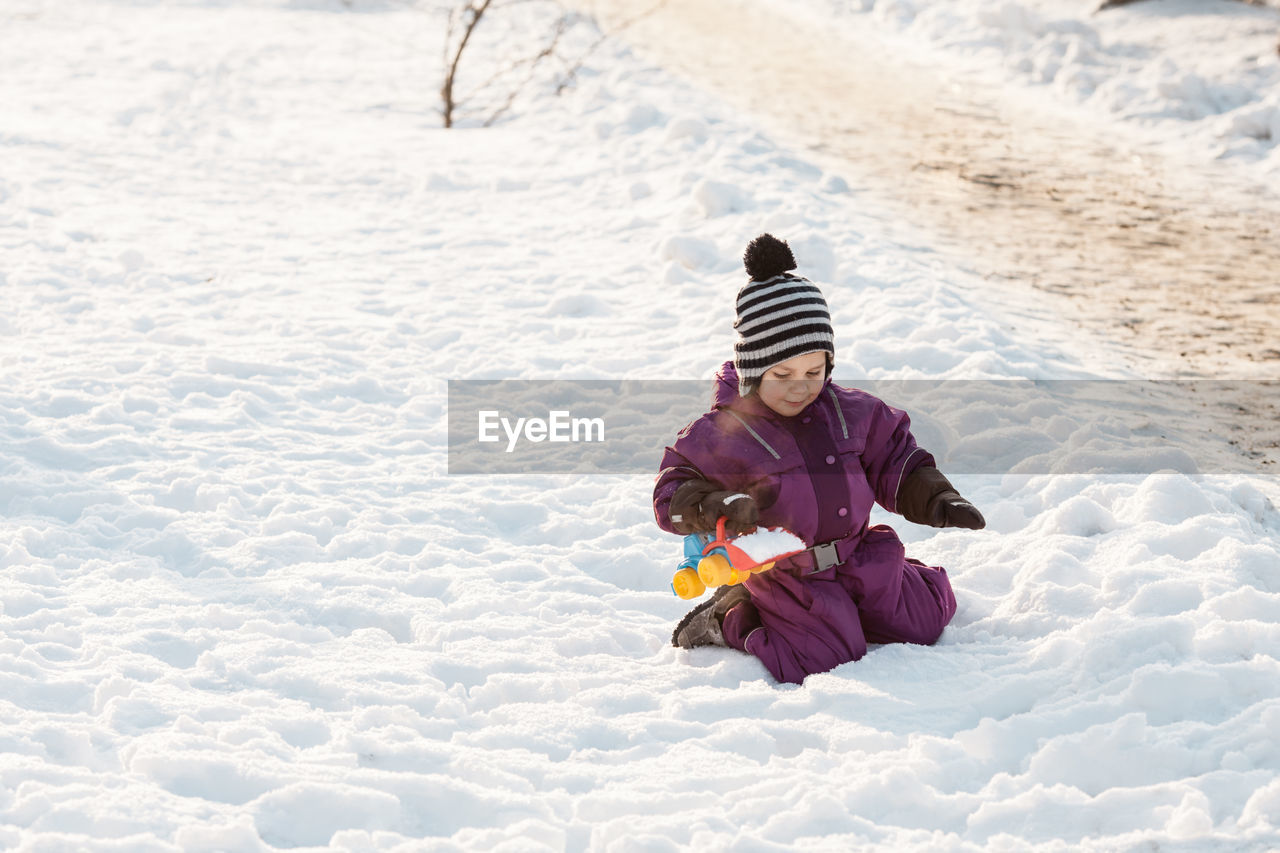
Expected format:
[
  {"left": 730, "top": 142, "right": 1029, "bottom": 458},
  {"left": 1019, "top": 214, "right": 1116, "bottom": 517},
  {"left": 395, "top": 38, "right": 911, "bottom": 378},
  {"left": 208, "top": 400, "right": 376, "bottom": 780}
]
[
  {"left": 802, "top": 417, "right": 811, "bottom": 424},
  {"left": 837, "top": 507, "right": 848, "bottom": 517},
  {"left": 825, "top": 455, "right": 835, "bottom": 464}
]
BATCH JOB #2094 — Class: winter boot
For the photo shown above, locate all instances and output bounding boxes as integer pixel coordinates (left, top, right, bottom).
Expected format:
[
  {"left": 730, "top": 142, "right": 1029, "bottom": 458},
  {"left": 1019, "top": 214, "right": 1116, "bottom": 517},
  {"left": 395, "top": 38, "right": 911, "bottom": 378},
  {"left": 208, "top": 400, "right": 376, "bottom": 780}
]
[{"left": 671, "top": 584, "right": 752, "bottom": 649}]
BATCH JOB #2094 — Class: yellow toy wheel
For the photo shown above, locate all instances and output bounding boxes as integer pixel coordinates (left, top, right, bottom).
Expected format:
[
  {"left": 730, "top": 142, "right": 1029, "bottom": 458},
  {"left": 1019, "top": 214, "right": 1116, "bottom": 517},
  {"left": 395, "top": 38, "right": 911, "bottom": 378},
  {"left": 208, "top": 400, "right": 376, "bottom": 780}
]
[
  {"left": 697, "top": 553, "right": 734, "bottom": 587},
  {"left": 671, "top": 568, "right": 706, "bottom": 600}
]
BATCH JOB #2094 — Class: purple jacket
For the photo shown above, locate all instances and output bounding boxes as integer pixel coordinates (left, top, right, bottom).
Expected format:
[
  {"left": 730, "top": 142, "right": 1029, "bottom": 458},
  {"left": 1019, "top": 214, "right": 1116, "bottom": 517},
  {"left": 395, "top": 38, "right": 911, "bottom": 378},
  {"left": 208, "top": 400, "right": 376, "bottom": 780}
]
[
  {"left": 654, "top": 361, "right": 933, "bottom": 547},
  {"left": 654, "top": 361, "right": 954, "bottom": 683}
]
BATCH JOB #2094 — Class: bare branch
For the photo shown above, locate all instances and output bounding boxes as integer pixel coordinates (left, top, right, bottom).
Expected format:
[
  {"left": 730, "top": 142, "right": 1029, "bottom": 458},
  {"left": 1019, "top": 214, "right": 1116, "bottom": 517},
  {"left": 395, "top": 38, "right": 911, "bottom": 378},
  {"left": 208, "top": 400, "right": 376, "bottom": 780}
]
[
  {"left": 441, "top": 0, "right": 494, "bottom": 128},
  {"left": 481, "top": 15, "right": 568, "bottom": 126},
  {"left": 555, "top": 0, "right": 670, "bottom": 95},
  {"left": 439, "top": 0, "right": 671, "bottom": 127},
  {"left": 461, "top": 13, "right": 564, "bottom": 104}
]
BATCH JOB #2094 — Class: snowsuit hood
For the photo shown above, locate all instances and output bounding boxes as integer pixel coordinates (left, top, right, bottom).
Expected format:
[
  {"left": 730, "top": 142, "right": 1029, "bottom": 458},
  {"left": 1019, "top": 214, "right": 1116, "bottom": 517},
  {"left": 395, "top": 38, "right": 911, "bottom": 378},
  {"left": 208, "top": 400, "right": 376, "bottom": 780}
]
[{"left": 712, "top": 360, "right": 742, "bottom": 410}]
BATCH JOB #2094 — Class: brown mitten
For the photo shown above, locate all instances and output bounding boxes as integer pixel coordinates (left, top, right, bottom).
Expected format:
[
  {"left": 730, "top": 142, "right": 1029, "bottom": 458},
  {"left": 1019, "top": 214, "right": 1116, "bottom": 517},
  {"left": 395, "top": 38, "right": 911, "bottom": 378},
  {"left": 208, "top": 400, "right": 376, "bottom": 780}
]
[
  {"left": 898, "top": 467, "right": 985, "bottom": 530},
  {"left": 669, "top": 480, "right": 759, "bottom": 534}
]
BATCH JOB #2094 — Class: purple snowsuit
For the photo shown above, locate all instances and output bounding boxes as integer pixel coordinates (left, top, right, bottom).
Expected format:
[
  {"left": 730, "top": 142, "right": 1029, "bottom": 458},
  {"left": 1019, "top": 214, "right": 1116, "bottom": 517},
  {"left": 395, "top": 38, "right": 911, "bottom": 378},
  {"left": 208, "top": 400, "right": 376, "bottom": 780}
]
[{"left": 654, "top": 361, "right": 957, "bottom": 684}]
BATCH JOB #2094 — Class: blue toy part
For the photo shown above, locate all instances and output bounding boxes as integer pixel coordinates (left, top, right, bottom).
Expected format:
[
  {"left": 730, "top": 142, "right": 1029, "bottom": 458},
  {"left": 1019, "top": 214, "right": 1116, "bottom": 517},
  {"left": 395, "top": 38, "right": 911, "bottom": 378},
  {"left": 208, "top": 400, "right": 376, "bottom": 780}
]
[
  {"left": 671, "top": 532, "right": 730, "bottom": 599},
  {"left": 679, "top": 532, "right": 715, "bottom": 571}
]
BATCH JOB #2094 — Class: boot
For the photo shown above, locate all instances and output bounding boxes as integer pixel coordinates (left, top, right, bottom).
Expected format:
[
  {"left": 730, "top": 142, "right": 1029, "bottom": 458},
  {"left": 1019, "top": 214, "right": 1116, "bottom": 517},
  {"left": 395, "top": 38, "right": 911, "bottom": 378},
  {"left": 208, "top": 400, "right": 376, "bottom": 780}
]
[{"left": 671, "top": 584, "right": 752, "bottom": 649}]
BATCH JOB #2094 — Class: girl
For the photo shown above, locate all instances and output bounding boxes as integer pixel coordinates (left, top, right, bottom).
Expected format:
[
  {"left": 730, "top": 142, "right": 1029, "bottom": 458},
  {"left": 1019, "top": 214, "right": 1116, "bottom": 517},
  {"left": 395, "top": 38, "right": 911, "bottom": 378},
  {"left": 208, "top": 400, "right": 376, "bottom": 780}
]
[{"left": 653, "top": 234, "right": 985, "bottom": 685}]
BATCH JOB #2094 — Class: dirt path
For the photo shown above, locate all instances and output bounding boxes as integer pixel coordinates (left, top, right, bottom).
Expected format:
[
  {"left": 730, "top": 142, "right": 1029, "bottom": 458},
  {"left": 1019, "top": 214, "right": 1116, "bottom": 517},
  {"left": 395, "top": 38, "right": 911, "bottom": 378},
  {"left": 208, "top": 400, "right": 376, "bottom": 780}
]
[
  {"left": 574, "top": 0, "right": 1280, "bottom": 474},
  {"left": 581, "top": 0, "right": 1280, "bottom": 382}
]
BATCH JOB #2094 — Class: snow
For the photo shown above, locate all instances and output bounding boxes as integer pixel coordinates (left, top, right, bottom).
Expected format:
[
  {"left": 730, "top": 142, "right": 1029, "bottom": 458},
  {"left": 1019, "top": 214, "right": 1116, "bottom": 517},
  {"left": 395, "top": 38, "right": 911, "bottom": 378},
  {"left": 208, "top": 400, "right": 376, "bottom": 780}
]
[
  {"left": 772, "top": 0, "right": 1280, "bottom": 184},
  {"left": 2, "top": 0, "right": 1279, "bottom": 850},
  {"left": 732, "top": 528, "right": 808, "bottom": 563}
]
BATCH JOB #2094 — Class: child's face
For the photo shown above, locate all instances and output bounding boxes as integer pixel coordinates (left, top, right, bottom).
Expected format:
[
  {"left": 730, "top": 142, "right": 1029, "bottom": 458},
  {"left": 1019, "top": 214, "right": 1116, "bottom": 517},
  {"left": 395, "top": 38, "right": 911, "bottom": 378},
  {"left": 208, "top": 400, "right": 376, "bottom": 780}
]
[{"left": 757, "top": 351, "right": 828, "bottom": 417}]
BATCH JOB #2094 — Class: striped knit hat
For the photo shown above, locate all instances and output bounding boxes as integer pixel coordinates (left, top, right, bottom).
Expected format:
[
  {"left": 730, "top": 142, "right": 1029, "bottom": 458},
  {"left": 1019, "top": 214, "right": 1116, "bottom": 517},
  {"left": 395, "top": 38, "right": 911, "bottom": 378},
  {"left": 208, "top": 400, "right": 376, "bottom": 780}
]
[{"left": 733, "top": 234, "right": 835, "bottom": 397}]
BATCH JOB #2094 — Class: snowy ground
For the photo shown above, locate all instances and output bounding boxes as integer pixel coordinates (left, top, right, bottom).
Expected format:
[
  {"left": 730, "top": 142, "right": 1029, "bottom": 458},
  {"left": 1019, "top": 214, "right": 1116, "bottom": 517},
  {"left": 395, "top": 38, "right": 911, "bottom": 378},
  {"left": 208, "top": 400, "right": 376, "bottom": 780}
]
[{"left": 3, "top": 0, "right": 1280, "bottom": 850}]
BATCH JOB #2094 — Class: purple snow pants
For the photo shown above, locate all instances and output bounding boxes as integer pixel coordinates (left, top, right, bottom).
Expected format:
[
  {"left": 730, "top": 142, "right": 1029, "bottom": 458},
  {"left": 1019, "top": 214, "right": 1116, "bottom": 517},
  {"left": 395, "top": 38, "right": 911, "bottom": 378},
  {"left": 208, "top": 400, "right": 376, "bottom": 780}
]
[{"left": 720, "top": 525, "right": 957, "bottom": 684}]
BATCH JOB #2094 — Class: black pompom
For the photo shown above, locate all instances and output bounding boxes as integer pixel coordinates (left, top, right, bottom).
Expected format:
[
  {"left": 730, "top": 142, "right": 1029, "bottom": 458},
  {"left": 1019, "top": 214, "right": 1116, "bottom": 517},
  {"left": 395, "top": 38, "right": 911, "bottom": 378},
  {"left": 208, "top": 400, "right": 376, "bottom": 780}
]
[{"left": 743, "top": 233, "right": 796, "bottom": 281}]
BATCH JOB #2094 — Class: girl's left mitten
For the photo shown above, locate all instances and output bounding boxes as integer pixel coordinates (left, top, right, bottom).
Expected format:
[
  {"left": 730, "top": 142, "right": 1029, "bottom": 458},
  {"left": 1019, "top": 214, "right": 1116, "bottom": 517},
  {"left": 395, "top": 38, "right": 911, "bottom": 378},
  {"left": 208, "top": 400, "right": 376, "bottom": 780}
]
[{"left": 898, "top": 466, "right": 985, "bottom": 530}]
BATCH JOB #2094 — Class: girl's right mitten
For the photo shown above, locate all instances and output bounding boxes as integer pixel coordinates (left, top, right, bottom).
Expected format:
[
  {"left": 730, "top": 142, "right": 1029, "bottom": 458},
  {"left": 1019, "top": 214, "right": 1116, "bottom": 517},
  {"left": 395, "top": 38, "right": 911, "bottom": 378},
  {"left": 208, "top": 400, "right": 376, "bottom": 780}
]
[
  {"left": 669, "top": 480, "right": 758, "bottom": 534},
  {"left": 699, "top": 490, "right": 759, "bottom": 535}
]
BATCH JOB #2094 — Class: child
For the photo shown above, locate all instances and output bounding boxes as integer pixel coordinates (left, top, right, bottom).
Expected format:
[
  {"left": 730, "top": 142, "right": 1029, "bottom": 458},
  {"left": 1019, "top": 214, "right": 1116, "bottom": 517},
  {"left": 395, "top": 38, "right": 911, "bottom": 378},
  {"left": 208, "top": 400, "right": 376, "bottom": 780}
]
[{"left": 653, "top": 234, "right": 985, "bottom": 685}]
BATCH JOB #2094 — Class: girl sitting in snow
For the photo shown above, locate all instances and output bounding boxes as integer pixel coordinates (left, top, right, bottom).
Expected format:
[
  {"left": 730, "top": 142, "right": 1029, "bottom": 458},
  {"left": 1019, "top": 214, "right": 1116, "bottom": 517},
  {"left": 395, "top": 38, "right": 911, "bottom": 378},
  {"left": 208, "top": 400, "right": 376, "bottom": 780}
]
[{"left": 653, "top": 234, "right": 986, "bottom": 684}]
